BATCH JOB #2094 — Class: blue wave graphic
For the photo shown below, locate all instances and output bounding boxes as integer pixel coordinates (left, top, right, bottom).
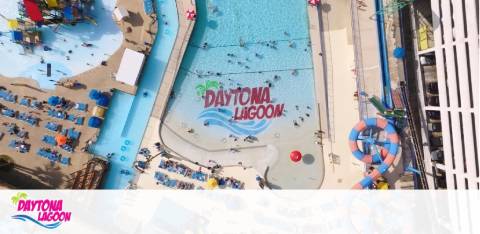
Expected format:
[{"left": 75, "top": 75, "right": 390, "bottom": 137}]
[
  {"left": 198, "top": 108, "right": 270, "bottom": 135},
  {"left": 12, "top": 215, "right": 62, "bottom": 229}
]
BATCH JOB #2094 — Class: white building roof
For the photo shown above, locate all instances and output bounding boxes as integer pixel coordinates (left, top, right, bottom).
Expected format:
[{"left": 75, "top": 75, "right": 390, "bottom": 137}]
[
  {"left": 113, "top": 7, "right": 129, "bottom": 21},
  {"left": 115, "top": 48, "right": 145, "bottom": 86}
]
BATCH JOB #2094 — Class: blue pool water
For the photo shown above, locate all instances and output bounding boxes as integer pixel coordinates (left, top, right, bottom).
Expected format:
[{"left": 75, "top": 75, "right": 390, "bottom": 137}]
[
  {"left": 164, "top": 0, "right": 318, "bottom": 148},
  {"left": 90, "top": 0, "right": 179, "bottom": 189}
]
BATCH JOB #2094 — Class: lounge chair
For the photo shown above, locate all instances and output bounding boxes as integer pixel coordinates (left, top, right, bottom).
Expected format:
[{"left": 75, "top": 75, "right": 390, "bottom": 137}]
[
  {"left": 30, "top": 100, "right": 42, "bottom": 110},
  {"left": 60, "top": 157, "right": 70, "bottom": 165},
  {"left": 75, "top": 103, "right": 87, "bottom": 111},
  {"left": 42, "top": 135, "right": 57, "bottom": 146},
  {"left": 75, "top": 117, "right": 84, "bottom": 125},
  {"left": 20, "top": 98, "right": 30, "bottom": 106},
  {"left": 67, "top": 128, "right": 80, "bottom": 140},
  {"left": 45, "top": 122, "right": 59, "bottom": 132},
  {"left": 67, "top": 114, "right": 76, "bottom": 122}
]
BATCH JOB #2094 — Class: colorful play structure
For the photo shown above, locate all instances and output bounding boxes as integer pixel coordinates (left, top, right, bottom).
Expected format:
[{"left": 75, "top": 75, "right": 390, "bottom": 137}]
[
  {"left": 349, "top": 118, "right": 399, "bottom": 189},
  {"left": 1, "top": 0, "right": 96, "bottom": 52}
]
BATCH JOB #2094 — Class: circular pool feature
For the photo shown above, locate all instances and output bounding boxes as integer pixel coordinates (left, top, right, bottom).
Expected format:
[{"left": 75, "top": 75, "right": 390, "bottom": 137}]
[
  {"left": 121, "top": 146, "right": 127, "bottom": 151},
  {"left": 124, "top": 140, "right": 131, "bottom": 145},
  {"left": 120, "top": 156, "right": 126, "bottom": 161}
]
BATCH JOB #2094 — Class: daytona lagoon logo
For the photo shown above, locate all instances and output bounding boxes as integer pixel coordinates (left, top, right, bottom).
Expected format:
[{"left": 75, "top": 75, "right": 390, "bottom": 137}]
[{"left": 11, "top": 192, "right": 72, "bottom": 229}]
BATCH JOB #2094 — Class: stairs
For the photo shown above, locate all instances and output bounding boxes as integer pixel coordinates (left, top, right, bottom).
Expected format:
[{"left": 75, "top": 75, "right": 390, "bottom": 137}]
[{"left": 71, "top": 158, "right": 108, "bottom": 189}]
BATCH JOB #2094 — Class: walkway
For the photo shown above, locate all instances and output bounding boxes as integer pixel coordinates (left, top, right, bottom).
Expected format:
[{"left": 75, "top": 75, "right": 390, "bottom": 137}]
[{"left": 308, "top": 0, "right": 364, "bottom": 189}]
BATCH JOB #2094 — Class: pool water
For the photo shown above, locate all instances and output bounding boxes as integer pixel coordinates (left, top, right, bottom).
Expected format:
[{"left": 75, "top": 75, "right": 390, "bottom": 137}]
[
  {"left": 90, "top": 0, "right": 179, "bottom": 189},
  {"left": 163, "top": 0, "right": 324, "bottom": 188},
  {"left": 0, "top": 0, "right": 122, "bottom": 89}
]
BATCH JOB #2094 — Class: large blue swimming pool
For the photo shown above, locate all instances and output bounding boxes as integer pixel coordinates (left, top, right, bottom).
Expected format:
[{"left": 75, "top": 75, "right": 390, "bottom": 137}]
[
  {"left": 90, "top": 0, "right": 179, "bottom": 189},
  {"left": 163, "top": 0, "right": 323, "bottom": 188},
  {"left": 164, "top": 0, "right": 318, "bottom": 148}
]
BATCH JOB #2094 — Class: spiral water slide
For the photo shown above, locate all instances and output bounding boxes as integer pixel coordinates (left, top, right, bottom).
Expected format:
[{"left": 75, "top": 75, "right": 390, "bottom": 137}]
[{"left": 349, "top": 118, "right": 399, "bottom": 189}]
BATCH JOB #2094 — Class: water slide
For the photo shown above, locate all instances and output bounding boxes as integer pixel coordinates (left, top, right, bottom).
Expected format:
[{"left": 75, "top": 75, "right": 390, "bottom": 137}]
[
  {"left": 374, "top": 0, "right": 393, "bottom": 109},
  {"left": 349, "top": 118, "right": 399, "bottom": 189}
]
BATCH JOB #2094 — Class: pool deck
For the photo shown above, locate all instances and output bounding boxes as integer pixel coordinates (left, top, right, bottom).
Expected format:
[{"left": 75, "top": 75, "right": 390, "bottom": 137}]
[
  {"left": 0, "top": 0, "right": 155, "bottom": 188},
  {"left": 308, "top": 0, "right": 365, "bottom": 188}
]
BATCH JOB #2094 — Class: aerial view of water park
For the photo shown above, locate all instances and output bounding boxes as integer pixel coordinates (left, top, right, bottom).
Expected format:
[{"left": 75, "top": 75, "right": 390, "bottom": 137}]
[{"left": 0, "top": 0, "right": 476, "bottom": 190}]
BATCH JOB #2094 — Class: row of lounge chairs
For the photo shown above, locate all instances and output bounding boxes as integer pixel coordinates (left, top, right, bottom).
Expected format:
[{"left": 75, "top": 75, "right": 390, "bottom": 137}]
[
  {"left": 154, "top": 172, "right": 195, "bottom": 190},
  {"left": 47, "top": 109, "right": 84, "bottom": 125},
  {"left": 159, "top": 159, "right": 208, "bottom": 182},
  {"left": 1, "top": 108, "right": 39, "bottom": 126},
  {"left": 20, "top": 98, "right": 42, "bottom": 110},
  {"left": 36, "top": 148, "right": 70, "bottom": 165},
  {"left": 18, "top": 112, "right": 39, "bottom": 126}
]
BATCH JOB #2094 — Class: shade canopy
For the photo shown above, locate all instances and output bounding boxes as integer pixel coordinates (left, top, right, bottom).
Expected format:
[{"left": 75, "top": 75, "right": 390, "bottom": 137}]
[
  {"left": 89, "top": 89, "right": 101, "bottom": 100},
  {"left": 92, "top": 106, "right": 106, "bottom": 118},
  {"left": 115, "top": 48, "right": 145, "bottom": 86},
  {"left": 290, "top": 150, "right": 302, "bottom": 162},
  {"left": 206, "top": 178, "right": 218, "bottom": 189},
  {"left": 48, "top": 96, "right": 60, "bottom": 106},
  {"left": 55, "top": 134, "right": 67, "bottom": 145},
  {"left": 96, "top": 95, "right": 110, "bottom": 107},
  {"left": 186, "top": 10, "right": 196, "bottom": 20},
  {"left": 88, "top": 117, "right": 103, "bottom": 128},
  {"left": 24, "top": 0, "right": 44, "bottom": 22}
]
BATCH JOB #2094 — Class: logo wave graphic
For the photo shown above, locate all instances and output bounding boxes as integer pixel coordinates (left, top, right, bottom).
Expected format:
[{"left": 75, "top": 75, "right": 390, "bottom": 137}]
[
  {"left": 198, "top": 108, "right": 270, "bottom": 136},
  {"left": 12, "top": 215, "right": 62, "bottom": 229}
]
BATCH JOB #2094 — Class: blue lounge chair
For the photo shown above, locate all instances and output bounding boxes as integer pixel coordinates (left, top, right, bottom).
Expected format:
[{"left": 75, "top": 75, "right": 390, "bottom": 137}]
[
  {"left": 1, "top": 109, "right": 15, "bottom": 118},
  {"left": 45, "top": 122, "right": 59, "bottom": 132},
  {"left": 42, "top": 135, "right": 57, "bottom": 146},
  {"left": 67, "top": 129, "right": 80, "bottom": 140},
  {"left": 30, "top": 100, "right": 42, "bottom": 110},
  {"left": 75, "top": 117, "right": 84, "bottom": 125},
  {"left": 60, "top": 144, "right": 73, "bottom": 153},
  {"left": 20, "top": 98, "right": 30, "bottom": 106},
  {"left": 75, "top": 103, "right": 87, "bottom": 111},
  {"left": 60, "top": 157, "right": 70, "bottom": 165},
  {"left": 67, "top": 114, "right": 76, "bottom": 122}
]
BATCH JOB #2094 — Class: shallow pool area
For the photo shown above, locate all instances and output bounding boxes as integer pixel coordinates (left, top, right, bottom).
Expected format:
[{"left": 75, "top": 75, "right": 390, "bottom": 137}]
[
  {"left": 0, "top": 0, "right": 122, "bottom": 89},
  {"left": 90, "top": 0, "right": 178, "bottom": 189},
  {"left": 162, "top": 0, "right": 324, "bottom": 188}
]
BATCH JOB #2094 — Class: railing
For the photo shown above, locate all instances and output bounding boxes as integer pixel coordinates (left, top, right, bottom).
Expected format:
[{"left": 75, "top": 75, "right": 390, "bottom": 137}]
[
  {"left": 350, "top": 0, "right": 369, "bottom": 120},
  {"left": 400, "top": 83, "right": 429, "bottom": 188}
]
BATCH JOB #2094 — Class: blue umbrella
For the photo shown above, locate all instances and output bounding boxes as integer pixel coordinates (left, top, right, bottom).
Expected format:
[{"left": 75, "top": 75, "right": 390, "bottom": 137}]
[
  {"left": 393, "top": 47, "right": 406, "bottom": 59},
  {"left": 48, "top": 96, "right": 60, "bottom": 106},
  {"left": 89, "top": 89, "right": 101, "bottom": 100},
  {"left": 96, "top": 95, "right": 110, "bottom": 107},
  {"left": 88, "top": 116, "right": 103, "bottom": 128}
]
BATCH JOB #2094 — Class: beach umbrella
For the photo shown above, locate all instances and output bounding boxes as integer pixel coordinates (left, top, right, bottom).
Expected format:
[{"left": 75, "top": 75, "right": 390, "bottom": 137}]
[
  {"left": 47, "top": 96, "right": 60, "bottom": 106},
  {"left": 55, "top": 134, "right": 67, "bottom": 146},
  {"left": 88, "top": 116, "right": 103, "bottom": 128},
  {"left": 308, "top": 0, "right": 320, "bottom": 6},
  {"left": 393, "top": 47, "right": 406, "bottom": 59},
  {"left": 186, "top": 10, "right": 196, "bottom": 21},
  {"left": 205, "top": 178, "right": 218, "bottom": 189},
  {"left": 96, "top": 95, "right": 110, "bottom": 107},
  {"left": 290, "top": 150, "right": 302, "bottom": 162},
  {"left": 89, "top": 89, "right": 101, "bottom": 100}
]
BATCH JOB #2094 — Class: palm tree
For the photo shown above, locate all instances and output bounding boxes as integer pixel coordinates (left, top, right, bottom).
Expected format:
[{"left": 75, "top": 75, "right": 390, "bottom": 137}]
[
  {"left": 11, "top": 192, "right": 27, "bottom": 205},
  {"left": 196, "top": 80, "right": 219, "bottom": 97}
]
